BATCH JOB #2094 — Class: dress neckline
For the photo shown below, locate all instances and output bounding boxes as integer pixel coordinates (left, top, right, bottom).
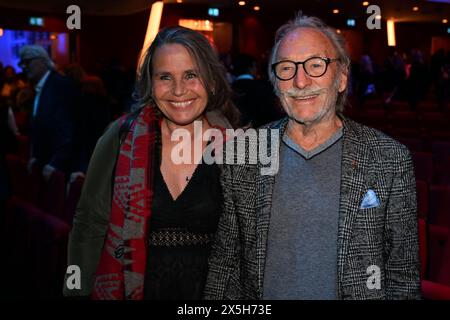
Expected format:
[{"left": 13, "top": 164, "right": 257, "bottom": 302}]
[{"left": 158, "top": 161, "right": 204, "bottom": 202}]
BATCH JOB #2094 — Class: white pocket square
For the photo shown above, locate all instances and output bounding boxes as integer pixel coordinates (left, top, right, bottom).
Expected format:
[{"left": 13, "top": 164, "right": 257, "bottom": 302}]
[{"left": 360, "top": 189, "right": 381, "bottom": 209}]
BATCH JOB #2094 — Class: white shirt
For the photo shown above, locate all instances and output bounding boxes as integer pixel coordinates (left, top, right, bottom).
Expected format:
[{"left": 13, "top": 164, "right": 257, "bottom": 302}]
[{"left": 33, "top": 70, "right": 51, "bottom": 117}]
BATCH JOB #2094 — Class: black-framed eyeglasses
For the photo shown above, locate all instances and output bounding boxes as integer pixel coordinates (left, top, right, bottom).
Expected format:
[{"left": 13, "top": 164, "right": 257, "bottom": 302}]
[{"left": 272, "top": 57, "right": 340, "bottom": 80}]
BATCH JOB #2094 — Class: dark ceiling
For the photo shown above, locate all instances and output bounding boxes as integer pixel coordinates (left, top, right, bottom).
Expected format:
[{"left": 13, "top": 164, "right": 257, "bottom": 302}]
[{"left": 0, "top": 0, "right": 448, "bottom": 23}]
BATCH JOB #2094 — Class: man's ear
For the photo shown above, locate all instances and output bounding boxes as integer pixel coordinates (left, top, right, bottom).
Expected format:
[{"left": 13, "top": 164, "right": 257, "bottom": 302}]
[{"left": 338, "top": 67, "right": 349, "bottom": 93}]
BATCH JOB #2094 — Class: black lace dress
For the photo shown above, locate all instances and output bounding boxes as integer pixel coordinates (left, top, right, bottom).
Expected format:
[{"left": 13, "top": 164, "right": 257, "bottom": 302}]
[{"left": 143, "top": 161, "right": 222, "bottom": 300}]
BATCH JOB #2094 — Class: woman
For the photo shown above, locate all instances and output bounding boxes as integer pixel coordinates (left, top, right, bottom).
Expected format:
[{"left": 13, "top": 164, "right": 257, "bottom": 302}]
[{"left": 64, "top": 26, "right": 239, "bottom": 300}]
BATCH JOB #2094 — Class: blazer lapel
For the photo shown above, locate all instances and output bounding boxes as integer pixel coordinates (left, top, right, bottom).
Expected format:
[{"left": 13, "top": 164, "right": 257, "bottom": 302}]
[
  {"left": 336, "top": 118, "right": 375, "bottom": 298},
  {"left": 255, "top": 118, "right": 288, "bottom": 299}
]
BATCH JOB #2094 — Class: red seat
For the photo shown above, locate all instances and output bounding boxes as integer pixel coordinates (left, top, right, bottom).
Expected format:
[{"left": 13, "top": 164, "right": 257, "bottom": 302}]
[
  {"left": 428, "top": 224, "right": 450, "bottom": 281},
  {"left": 3, "top": 197, "right": 40, "bottom": 297},
  {"left": 422, "top": 280, "right": 450, "bottom": 300},
  {"left": 387, "top": 100, "right": 410, "bottom": 112},
  {"left": 412, "top": 152, "right": 433, "bottom": 184},
  {"left": 361, "top": 98, "right": 384, "bottom": 110},
  {"left": 14, "top": 111, "right": 29, "bottom": 133},
  {"left": 398, "top": 137, "right": 423, "bottom": 153},
  {"left": 423, "top": 112, "right": 449, "bottom": 131},
  {"left": 416, "top": 180, "right": 429, "bottom": 219},
  {"left": 418, "top": 218, "right": 427, "bottom": 279},
  {"left": 429, "top": 185, "right": 450, "bottom": 229},
  {"left": 358, "top": 109, "right": 387, "bottom": 131},
  {"left": 39, "top": 169, "right": 66, "bottom": 218},
  {"left": 432, "top": 142, "right": 450, "bottom": 184},
  {"left": 417, "top": 100, "right": 439, "bottom": 113},
  {"left": 29, "top": 210, "right": 70, "bottom": 298},
  {"left": 4, "top": 154, "right": 38, "bottom": 203},
  {"left": 390, "top": 111, "right": 419, "bottom": 131},
  {"left": 385, "top": 127, "right": 422, "bottom": 140},
  {"left": 421, "top": 224, "right": 450, "bottom": 300},
  {"left": 15, "top": 135, "right": 30, "bottom": 160},
  {"left": 4, "top": 195, "right": 70, "bottom": 298}
]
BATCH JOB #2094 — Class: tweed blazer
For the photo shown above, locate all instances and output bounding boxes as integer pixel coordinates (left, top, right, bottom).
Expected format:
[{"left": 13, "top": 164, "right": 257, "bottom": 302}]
[{"left": 204, "top": 116, "right": 421, "bottom": 300}]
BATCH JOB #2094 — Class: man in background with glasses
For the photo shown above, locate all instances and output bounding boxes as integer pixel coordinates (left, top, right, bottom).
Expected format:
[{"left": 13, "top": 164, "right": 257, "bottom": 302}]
[
  {"left": 205, "top": 13, "right": 420, "bottom": 300},
  {"left": 18, "top": 45, "right": 78, "bottom": 180}
]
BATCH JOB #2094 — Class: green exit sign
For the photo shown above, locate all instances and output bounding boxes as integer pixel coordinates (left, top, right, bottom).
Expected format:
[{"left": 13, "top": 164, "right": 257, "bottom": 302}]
[{"left": 29, "top": 17, "right": 44, "bottom": 26}]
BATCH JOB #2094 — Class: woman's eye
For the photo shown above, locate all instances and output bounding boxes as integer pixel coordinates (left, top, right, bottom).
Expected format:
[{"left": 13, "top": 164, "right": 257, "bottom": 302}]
[
  {"left": 159, "top": 74, "right": 171, "bottom": 80},
  {"left": 185, "top": 73, "right": 197, "bottom": 80}
]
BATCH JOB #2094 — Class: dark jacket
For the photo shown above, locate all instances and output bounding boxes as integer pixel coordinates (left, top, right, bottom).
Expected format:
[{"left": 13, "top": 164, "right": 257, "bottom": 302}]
[{"left": 31, "top": 71, "right": 78, "bottom": 171}]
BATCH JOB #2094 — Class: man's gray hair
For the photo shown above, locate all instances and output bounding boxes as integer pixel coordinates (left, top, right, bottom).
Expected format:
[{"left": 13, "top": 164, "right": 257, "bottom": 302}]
[
  {"left": 268, "top": 12, "right": 351, "bottom": 113},
  {"left": 19, "top": 45, "right": 55, "bottom": 70}
]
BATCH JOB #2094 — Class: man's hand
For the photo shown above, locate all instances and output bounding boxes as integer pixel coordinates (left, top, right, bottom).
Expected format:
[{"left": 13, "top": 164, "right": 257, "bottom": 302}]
[
  {"left": 69, "top": 172, "right": 86, "bottom": 184},
  {"left": 42, "top": 164, "right": 56, "bottom": 181},
  {"left": 27, "top": 158, "right": 37, "bottom": 174},
  {"left": 67, "top": 171, "right": 86, "bottom": 194}
]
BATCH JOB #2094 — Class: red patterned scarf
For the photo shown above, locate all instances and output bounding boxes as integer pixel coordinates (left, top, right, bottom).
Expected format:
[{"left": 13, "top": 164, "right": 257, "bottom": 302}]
[{"left": 92, "top": 106, "right": 158, "bottom": 300}]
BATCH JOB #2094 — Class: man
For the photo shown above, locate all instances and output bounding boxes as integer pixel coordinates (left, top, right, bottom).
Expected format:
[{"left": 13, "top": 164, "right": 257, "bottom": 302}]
[
  {"left": 19, "top": 45, "right": 77, "bottom": 179},
  {"left": 204, "top": 14, "right": 421, "bottom": 300}
]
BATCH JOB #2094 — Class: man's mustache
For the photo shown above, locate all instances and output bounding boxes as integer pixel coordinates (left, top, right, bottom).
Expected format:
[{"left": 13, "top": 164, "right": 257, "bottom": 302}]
[{"left": 279, "top": 87, "right": 328, "bottom": 98}]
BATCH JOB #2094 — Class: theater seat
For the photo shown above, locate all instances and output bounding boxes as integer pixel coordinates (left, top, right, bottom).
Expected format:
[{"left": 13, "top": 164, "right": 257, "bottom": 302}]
[
  {"left": 422, "top": 280, "right": 450, "bottom": 300},
  {"left": 5, "top": 154, "right": 31, "bottom": 200},
  {"left": 432, "top": 141, "right": 450, "bottom": 184},
  {"left": 5, "top": 196, "right": 70, "bottom": 298},
  {"left": 390, "top": 111, "right": 419, "bottom": 131},
  {"left": 416, "top": 180, "right": 429, "bottom": 219},
  {"left": 398, "top": 137, "right": 423, "bottom": 153},
  {"left": 39, "top": 169, "right": 66, "bottom": 218},
  {"left": 29, "top": 210, "right": 70, "bottom": 298},
  {"left": 421, "top": 224, "right": 450, "bottom": 300},
  {"left": 428, "top": 224, "right": 449, "bottom": 282},
  {"left": 15, "top": 135, "right": 30, "bottom": 159},
  {"left": 418, "top": 218, "right": 427, "bottom": 279},
  {"left": 429, "top": 185, "right": 450, "bottom": 229},
  {"left": 412, "top": 152, "right": 433, "bottom": 184}
]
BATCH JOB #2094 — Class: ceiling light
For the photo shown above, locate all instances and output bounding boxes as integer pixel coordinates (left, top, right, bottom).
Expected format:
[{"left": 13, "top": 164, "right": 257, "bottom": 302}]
[
  {"left": 363, "top": 2, "right": 369, "bottom": 6},
  {"left": 238, "top": 1, "right": 246, "bottom": 6},
  {"left": 387, "top": 19, "right": 396, "bottom": 46},
  {"left": 412, "top": 7, "right": 419, "bottom": 12},
  {"left": 254, "top": 6, "right": 260, "bottom": 11},
  {"left": 333, "top": 9, "right": 340, "bottom": 14},
  {"left": 443, "top": 19, "right": 448, "bottom": 24}
]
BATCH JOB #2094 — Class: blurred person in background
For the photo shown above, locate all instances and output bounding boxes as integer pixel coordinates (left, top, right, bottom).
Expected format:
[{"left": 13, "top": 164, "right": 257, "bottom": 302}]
[
  {"left": 231, "top": 53, "right": 283, "bottom": 128},
  {"left": 18, "top": 45, "right": 79, "bottom": 179}
]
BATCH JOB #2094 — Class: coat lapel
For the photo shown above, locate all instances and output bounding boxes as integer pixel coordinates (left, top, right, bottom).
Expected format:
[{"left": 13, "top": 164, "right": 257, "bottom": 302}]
[
  {"left": 255, "top": 118, "right": 288, "bottom": 299},
  {"left": 336, "top": 118, "right": 376, "bottom": 298}
]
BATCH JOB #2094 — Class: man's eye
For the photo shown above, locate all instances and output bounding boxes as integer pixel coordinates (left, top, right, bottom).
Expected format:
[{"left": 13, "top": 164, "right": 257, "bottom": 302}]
[{"left": 311, "top": 64, "right": 322, "bottom": 68}]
